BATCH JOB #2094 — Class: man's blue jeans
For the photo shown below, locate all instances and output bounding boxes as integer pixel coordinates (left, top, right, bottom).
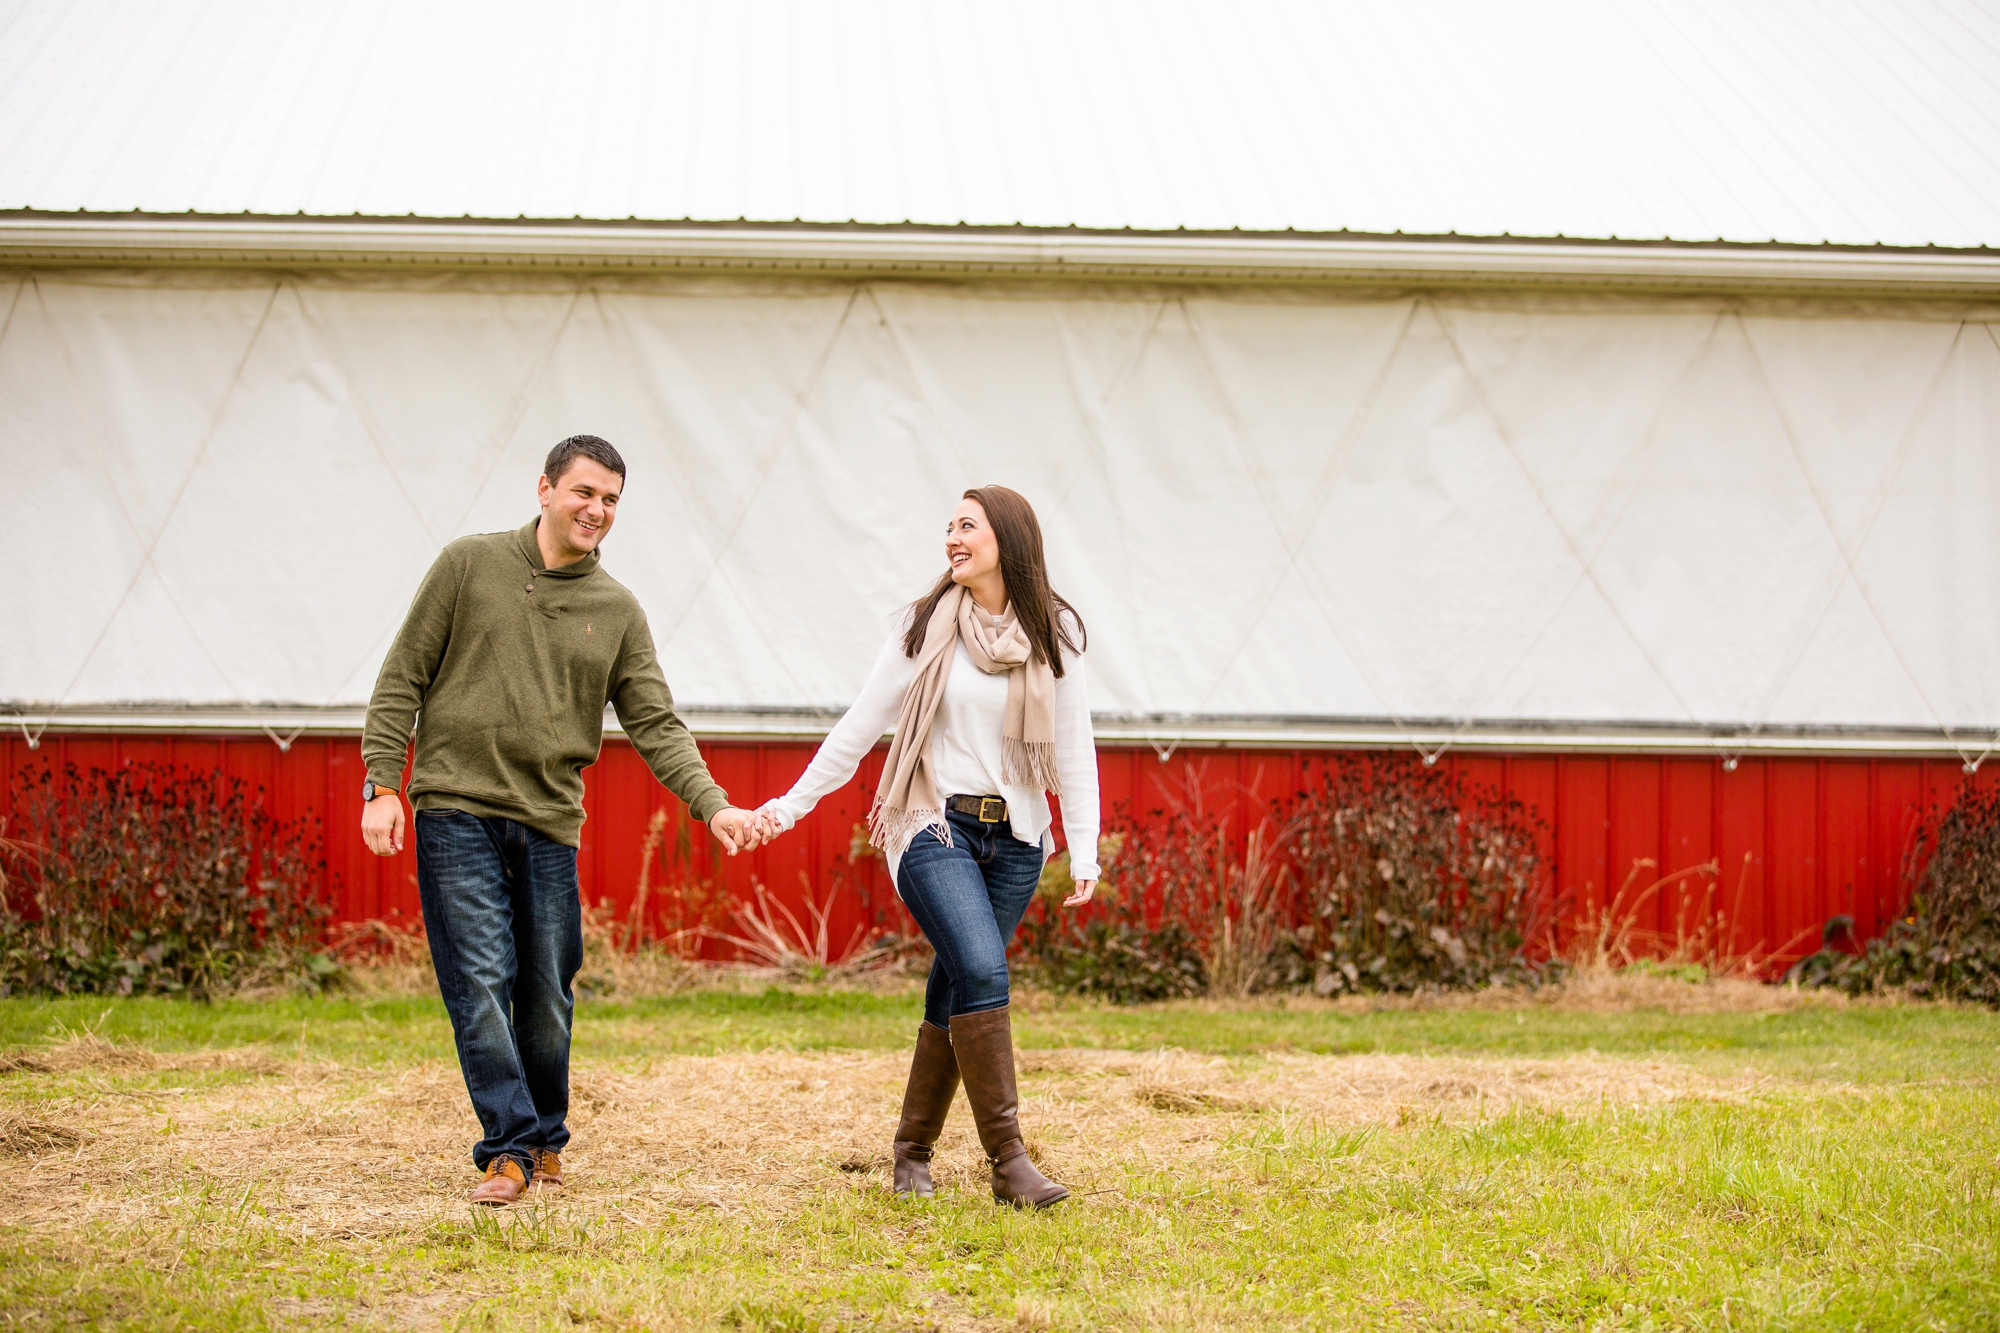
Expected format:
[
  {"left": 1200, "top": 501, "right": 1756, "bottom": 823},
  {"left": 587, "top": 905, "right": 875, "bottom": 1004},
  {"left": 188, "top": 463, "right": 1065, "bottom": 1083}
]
[
  {"left": 415, "top": 809, "right": 582, "bottom": 1176},
  {"left": 896, "top": 806, "right": 1046, "bottom": 1029}
]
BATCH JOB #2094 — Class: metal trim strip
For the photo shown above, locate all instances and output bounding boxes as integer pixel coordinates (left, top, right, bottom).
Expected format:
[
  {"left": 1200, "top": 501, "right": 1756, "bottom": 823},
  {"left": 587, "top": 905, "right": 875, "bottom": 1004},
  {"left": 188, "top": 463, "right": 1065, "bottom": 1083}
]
[
  {"left": 4, "top": 218, "right": 1998, "bottom": 294},
  {"left": 6, "top": 705, "right": 1992, "bottom": 759}
]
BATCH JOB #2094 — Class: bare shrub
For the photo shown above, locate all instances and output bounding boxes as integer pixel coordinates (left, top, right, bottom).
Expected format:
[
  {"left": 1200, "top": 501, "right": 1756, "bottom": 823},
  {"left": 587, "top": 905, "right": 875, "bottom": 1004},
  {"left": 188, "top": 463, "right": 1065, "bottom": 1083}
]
[
  {"left": 576, "top": 898, "right": 700, "bottom": 999},
  {"left": 328, "top": 916, "right": 434, "bottom": 993},
  {"left": 1016, "top": 829, "right": 1209, "bottom": 1003},
  {"left": 834, "top": 822, "right": 932, "bottom": 972},
  {"left": 628, "top": 807, "right": 734, "bottom": 958},
  {"left": 714, "top": 875, "right": 864, "bottom": 977},
  {"left": 1278, "top": 753, "right": 1557, "bottom": 995},
  {"left": 567, "top": 806, "right": 735, "bottom": 997},
  {"left": 1793, "top": 783, "right": 2000, "bottom": 1004},
  {"left": 0, "top": 762, "right": 334, "bottom": 997},
  {"left": 1019, "top": 757, "right": 1557, "bottom": 1002},
  {"left": 1204, "top": 825, "right": 1293, "bottom": 999},
  {"left": 1053, "top": 769, "right": 1297, "bottom": 999},
  {"left": 1566, "top": 853, "right": 1798, "bottom": 982},
  {"left": 703, "top": 874, "right": 913, "bottom": 982}
]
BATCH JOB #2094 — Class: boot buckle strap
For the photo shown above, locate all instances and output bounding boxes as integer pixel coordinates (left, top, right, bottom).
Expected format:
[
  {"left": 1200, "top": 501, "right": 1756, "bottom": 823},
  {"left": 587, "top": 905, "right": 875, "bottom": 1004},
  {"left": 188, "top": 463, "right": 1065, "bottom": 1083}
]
[{"left": 987, "top": 1140, "right": 1029, "bottom": 1168}]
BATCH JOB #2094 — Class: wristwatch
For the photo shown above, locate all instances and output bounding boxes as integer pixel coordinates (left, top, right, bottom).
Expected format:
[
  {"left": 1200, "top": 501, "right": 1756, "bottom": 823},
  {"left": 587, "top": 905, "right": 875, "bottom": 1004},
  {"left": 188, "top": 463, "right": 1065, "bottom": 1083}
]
[{"left": 362, "top": 780, "right": 400, "bottom": 802}]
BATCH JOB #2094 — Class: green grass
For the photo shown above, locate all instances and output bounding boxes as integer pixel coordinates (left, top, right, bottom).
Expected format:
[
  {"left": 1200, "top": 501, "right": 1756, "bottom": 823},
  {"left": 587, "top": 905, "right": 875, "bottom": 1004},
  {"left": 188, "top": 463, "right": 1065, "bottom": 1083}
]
[
  {"left": 7, "top": 986, "right": 1991, "bottom": 1081},
  {"left": 3, "top": 987, "right": 1998, "bottom": 1330}
]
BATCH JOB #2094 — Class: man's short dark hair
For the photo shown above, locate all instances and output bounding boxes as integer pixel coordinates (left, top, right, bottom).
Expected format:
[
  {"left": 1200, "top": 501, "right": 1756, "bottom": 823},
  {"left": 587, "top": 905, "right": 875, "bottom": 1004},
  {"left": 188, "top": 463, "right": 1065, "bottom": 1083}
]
[{"left": 544, "top": 435, "right": 627, "bottom": 486}]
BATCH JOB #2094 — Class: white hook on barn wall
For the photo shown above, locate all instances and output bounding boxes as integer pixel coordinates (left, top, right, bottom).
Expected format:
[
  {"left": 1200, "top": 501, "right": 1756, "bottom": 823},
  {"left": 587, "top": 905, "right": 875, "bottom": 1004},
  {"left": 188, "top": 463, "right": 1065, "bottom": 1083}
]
[
  {"left": 1148, "top": 736, "right": 1182, "bottom": 764},
  {"left": 15, "top": 717, "right": 47, "bottom": 750}
]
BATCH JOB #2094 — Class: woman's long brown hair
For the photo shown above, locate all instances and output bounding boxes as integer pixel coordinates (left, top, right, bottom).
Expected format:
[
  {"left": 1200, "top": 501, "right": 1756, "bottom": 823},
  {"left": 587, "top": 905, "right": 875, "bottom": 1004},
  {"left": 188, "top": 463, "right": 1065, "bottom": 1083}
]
[{"left": 903, "top": 485, "right": 1087, "bottom": 675}]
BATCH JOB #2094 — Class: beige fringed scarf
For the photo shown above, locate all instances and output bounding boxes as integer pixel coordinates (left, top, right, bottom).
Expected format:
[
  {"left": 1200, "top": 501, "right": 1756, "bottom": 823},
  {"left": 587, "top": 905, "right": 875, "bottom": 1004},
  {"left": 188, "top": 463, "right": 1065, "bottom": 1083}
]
[{"left": 869, "top": 584, "right": 1061, "bottom": 857}]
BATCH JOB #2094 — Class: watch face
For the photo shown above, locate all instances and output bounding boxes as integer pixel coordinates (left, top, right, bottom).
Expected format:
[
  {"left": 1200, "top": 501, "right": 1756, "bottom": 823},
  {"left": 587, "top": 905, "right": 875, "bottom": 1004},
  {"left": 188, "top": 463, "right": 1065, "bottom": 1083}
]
[{"left": 363, "top": 781, "right": 377, "bottom": 802}]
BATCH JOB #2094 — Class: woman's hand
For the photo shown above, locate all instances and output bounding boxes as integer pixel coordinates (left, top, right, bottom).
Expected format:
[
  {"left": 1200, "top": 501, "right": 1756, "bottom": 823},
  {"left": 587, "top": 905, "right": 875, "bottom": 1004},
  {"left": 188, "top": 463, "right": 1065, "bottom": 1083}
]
[
  {"left": 1063, "top": 878, "right": 1097, "bottom": 907},
  {"left": 709, "top": 807, "right": 761, "bottom": 854}
]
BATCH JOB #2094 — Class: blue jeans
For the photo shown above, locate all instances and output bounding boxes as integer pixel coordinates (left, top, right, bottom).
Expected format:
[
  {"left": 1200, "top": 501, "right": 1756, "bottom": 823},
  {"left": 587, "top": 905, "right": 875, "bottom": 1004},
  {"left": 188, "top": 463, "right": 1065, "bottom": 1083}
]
[
  {"left": 896, "top": 806, "right": 1046, "bottom": 1029},
  {"left": 415, "top": 809, "right": 582, "bottom": 1176}
]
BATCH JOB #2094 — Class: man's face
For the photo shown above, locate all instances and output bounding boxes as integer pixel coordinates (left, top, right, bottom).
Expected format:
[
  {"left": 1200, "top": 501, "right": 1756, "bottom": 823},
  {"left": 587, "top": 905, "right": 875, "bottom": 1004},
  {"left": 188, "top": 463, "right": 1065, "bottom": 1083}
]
[{"left": 537, "top": 458, "right": 622, "bottom": 560}]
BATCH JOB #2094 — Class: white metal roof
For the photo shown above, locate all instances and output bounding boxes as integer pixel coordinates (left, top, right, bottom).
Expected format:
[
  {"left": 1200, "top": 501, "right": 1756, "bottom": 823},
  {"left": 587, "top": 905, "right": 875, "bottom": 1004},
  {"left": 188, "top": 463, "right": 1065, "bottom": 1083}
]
[{"left": 2, "top": 0, "right": 1997, "bottom": 249}]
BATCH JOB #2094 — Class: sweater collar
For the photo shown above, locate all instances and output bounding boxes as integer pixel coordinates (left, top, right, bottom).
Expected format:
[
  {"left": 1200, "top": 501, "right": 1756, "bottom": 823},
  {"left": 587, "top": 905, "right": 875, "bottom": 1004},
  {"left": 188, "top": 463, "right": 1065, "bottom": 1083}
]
[{"left": 516, "top": 518, "right": 602, "bottom": 579}]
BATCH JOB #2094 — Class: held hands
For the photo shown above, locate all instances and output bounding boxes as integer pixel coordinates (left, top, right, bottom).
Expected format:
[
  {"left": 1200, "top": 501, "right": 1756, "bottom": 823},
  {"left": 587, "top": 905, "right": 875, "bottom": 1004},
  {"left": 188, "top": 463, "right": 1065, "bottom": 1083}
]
[
  {"left": 360, "top": 792, "right": 405, "bottom": 856},
  {"left": 709, "top": 806, "right": 786, "bottom": 855},
  {"left": 708, "top": 807, "right": 758, "bottom": 854},
  {"left": 711, "top": 806, "right": 1094, "bottom": 908}
]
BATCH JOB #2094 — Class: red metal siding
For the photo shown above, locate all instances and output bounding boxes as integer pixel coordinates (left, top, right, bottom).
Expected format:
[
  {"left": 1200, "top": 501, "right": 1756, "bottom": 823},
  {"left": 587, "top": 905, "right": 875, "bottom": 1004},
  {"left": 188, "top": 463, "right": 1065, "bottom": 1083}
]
[{"left": 3, "top": 733, "right": 1993, "bottom": 971}]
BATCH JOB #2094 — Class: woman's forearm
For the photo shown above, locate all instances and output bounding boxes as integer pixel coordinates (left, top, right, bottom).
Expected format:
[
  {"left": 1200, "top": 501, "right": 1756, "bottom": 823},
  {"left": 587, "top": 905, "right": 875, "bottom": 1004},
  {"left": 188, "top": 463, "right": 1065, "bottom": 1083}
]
[{"left": 1052, "top": 654, "right": 1102, "bottom": 879}]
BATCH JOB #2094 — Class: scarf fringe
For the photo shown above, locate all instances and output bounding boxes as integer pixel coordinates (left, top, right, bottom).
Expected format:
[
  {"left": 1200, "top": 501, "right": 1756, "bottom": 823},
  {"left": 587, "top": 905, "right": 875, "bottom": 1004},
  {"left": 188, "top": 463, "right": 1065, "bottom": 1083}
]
[
  {"left": 867, "top": 802, "right": 951, "bottom": 860},
  {"left": 1002, "top": 738, "right": 1062, "bottom": 794}
]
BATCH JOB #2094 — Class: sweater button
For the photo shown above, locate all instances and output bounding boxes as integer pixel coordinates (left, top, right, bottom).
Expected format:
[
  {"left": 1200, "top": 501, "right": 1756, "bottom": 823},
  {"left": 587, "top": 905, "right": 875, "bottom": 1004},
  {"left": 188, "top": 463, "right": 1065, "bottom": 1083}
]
[{"left": 525, "top": 583, "right": 534, "bottom": 593}]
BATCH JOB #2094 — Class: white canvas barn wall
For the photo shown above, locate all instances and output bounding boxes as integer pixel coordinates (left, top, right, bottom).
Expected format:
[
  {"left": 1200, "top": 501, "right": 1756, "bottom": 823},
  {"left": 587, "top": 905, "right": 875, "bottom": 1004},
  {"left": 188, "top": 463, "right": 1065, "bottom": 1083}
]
[{"left": 4, "top": 272, "right": 1997, "bottom": 748}]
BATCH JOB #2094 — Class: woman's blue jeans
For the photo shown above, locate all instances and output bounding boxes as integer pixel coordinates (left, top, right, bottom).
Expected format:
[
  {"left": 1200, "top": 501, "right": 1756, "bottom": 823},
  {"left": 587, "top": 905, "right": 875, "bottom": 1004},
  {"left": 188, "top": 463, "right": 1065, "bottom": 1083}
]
[
  {"left": 896, "top": 806, "right": 1046, "bottom": 1029},
  {"left": 414, "top": 809, "right": 582, "bottom": 1176}
]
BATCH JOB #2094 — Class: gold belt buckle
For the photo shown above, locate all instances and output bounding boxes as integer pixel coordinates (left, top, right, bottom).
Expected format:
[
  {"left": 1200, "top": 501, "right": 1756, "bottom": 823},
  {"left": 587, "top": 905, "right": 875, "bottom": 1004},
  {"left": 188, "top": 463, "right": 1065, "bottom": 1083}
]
[{"left": 977, "top": 796, "right": 1005, "bottom": 823}]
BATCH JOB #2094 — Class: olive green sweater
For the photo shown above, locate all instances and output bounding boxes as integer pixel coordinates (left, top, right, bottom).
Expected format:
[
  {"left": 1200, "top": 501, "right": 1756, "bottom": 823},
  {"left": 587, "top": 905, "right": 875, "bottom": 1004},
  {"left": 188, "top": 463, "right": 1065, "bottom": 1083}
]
[{"left": 362, "top": 520, "right": 728, "bottom": 846}]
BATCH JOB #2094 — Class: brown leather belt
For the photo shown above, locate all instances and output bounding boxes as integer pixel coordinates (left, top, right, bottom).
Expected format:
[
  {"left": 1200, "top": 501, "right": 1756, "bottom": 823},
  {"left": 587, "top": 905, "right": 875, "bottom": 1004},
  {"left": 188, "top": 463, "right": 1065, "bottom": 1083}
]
[{"left": 945, "top": 793, "right": 1009, "bottom": 823}]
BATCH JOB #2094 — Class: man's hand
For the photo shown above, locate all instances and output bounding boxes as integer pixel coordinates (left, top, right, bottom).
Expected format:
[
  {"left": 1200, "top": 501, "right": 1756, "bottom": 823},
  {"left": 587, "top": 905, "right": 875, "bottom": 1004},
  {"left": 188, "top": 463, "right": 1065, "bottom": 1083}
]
[
  {"left": 1063, "top": 878, "right": 1097, "bottom": 908},
  {"left": 709, "top": 807, "right": 762, "bottom": 855},
  {"left": 361, "top": 792, "right": 406, "bottom": 856}
]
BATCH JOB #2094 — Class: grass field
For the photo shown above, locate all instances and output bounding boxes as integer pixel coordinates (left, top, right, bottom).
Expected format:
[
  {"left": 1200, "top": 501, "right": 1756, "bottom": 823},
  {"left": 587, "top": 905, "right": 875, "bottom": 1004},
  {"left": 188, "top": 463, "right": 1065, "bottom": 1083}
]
[{"left": 1, "top": 979, "right": 1996, "bottom": 1330}]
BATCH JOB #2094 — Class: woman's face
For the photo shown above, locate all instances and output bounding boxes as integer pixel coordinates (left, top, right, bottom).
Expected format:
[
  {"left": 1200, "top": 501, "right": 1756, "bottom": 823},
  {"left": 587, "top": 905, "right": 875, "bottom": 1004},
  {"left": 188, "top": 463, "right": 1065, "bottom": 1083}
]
[{"left": 945, "top": 497, "right": 1001, "bottom": 590}]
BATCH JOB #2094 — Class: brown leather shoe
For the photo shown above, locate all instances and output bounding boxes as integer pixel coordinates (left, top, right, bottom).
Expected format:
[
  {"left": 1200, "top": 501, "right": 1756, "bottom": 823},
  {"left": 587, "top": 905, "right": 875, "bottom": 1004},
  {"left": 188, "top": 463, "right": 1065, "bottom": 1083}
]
[
  {"left": 468, "top": 1157, "right": 528, "bottom": 1206},
  {"left": 891, "top": 1021, "right": 959, "bottom": 1198},
  {"left": 530, "top": 1149, "right": 563, "bottom": 1191},
  {"left": 948, "top": 1005, "right": 1069, "bottom": 1209}
]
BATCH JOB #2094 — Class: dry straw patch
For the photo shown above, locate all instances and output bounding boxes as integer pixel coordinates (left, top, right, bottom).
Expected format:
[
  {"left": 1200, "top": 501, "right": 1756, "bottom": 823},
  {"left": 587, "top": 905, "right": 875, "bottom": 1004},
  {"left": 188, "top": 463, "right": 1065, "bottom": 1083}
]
[
  {"left": 0, "top": 1033, "right": 1762, "bottom": 1249},
  {"left": 0, "top": 1030, "right": 286, "bottom": 1077}
]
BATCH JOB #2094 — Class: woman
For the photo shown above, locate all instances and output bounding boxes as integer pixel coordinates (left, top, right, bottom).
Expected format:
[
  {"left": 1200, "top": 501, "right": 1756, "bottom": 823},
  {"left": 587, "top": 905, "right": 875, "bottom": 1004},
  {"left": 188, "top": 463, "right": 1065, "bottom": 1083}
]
[{"left": 754, "top": 485, "right": 1099, "bottom": 1209}]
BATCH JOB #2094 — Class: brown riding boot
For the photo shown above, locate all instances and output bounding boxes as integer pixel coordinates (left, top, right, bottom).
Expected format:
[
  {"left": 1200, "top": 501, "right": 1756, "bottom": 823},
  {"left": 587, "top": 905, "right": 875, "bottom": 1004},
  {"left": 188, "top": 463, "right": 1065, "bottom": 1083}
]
[
  {"left": 891, "top": 1021, "right": 959, "bottom": 1197},
  {"left": 948, "top": 1005, "right": 1069, "bottom": 1209},
  {"left": 530, "top": 1149, "right": 564, "bottom": 1192},
  {"left": 468, "top": 1156, "right": 528, "bottom": 1206}
]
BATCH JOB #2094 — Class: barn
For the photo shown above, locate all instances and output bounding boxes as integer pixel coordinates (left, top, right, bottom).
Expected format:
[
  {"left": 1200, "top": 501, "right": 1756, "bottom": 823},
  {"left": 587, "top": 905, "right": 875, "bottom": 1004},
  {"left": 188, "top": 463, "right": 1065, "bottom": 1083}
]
[{"left": 4, "top": 1, "right": 1998, "bottom": 963}]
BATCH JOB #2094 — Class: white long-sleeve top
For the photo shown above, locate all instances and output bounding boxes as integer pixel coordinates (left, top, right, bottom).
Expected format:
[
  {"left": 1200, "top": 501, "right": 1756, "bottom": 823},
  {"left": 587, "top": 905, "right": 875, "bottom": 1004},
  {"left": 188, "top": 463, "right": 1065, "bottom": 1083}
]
[{"left": 759, "top": 616, "right": 1101, "bottom": 887}]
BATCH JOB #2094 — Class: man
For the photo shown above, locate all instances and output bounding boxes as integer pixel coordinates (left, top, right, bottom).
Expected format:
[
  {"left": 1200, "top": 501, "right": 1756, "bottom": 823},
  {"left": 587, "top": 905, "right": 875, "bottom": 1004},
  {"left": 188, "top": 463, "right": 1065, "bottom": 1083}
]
[{"left": 361, "top": 434, "right": 761, "bottom": 1205}]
